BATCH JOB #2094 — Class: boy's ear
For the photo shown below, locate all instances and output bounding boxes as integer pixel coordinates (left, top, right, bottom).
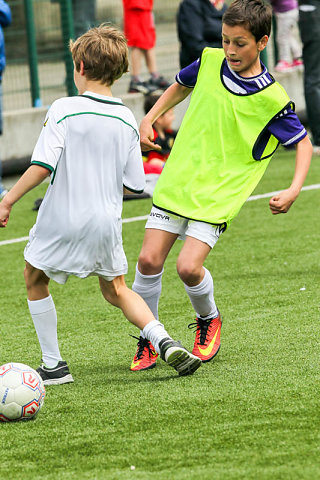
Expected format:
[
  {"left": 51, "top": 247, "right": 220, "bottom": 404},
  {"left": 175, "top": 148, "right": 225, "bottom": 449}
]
[
  {"left": 80, "top": 60, "right": 85, "bottom": 76},
  {"left": 257, "top": 35, "right": 268, "bottom": 52}
]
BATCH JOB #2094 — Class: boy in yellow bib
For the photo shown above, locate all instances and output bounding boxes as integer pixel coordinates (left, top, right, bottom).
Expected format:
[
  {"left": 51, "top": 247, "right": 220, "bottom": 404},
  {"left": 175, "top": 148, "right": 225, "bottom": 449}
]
[{"left": 129, "top": 0, "right": 312, "bottom": 371}]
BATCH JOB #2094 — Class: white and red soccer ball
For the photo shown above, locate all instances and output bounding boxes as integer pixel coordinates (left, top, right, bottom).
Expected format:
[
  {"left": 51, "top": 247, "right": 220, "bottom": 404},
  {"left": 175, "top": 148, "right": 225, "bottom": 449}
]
[{"left": 0, "top": 362, "right": 45, "bottom": 422}]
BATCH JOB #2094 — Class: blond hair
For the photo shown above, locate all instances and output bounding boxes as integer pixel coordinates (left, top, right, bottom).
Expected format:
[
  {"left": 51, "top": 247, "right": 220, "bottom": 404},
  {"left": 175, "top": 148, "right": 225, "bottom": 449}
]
[{"left": 70, "top": 24, "right": 129, "bottom": 86}]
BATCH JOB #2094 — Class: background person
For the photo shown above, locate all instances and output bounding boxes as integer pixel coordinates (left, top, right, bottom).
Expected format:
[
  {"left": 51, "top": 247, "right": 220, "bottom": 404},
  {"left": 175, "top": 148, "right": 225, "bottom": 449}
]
[
  {"left": 51, "top": 0, "right": 96, "bottom": 38},
  {"left": 271, "top": 0, "right": 303, "bottom": 73},
  {"left": 0, "top": 0, "right": 11, "bottom": 199},
  {"left": 142, "top": 94, "right": 177, "bottom": 197},
  {"left": 143, "top": 94, "right": 177, "bottom": 173},
  {"left": 122, "top": 0, "right": 170, "bottom": 94},
  {"left": 72, "top": 0, "right": 96, "bottom": 38},
  {"left": 298, "top": 0, "right": 320, "bottom": 154},
  {"left": 177, "top": 0, "right": 227, "bottom": 68}
]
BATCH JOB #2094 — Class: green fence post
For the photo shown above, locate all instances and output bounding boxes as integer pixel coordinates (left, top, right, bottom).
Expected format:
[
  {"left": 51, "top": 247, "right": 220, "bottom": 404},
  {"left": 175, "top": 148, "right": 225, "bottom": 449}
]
[
  {"left": 60, "top": 0, "right": 77, "bottom": 96},
  {"left": 24, "top": 0, "right": 42, "bottom": 107}
]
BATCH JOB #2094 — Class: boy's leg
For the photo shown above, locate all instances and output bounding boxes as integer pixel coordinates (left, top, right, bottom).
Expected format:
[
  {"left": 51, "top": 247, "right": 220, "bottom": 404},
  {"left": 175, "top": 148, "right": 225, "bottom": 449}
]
[
  {"left": 99, "top": 274, "right": 159, "bottom": 331},
  {"left": 128, "top": 47, "right": 154, "bottom": 94},
  {"left": 144, "top": 48, "right": 171, "bottom": 90},
  {"left": 287, "top": 8, "right": 302, "bottom": 61},
  {"left": 130, "top": 47, "right": 143, "bottom": 78},
  {"left": 177, "top": 236, "right": 217, "bottom": 315},
  {"left": 177, "top": 236, "right": 222, "bottom": 362},
  {"left": 99, "top": 275, "right": 201, "bottom": 376},
  {"left": 274, "top": 11, "right": 295, "bottom": 68},
  {"left": 24, "top": 262, "right": 73, "bottom": 384},
  {"left": 130, "top": 229, "right": 177, "bottom": 370},
  {"left": 133, "top": 228, "right": 178, "bottom": 316},
  {"left": 144, "top": 48, "right": 157, "bottom": 76}
]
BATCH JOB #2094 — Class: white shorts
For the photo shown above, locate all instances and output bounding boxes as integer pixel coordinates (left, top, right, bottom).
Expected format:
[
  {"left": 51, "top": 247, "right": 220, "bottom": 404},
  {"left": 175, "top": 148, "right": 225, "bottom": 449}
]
[
  {"left": 145, "top": 206, "right": 222, "bottom": 248},
  {"left": 24, "top": 261, "right": 121, "bottom": 285},
  {"left": 40, "top": 269, "right": 119, "bottom": 285}
]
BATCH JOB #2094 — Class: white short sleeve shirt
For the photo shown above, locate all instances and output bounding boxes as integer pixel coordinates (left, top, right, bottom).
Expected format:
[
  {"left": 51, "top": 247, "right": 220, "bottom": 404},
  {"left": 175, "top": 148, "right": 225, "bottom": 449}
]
[{"left": 24, "top": 91, "right": 145, "bottom": 281}]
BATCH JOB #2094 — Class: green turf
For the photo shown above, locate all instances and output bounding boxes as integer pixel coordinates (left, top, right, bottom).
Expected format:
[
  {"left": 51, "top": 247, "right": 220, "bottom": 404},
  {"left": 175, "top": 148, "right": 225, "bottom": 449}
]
[{"left": 0, "top": 148, "right": 319, "bottom": 480}]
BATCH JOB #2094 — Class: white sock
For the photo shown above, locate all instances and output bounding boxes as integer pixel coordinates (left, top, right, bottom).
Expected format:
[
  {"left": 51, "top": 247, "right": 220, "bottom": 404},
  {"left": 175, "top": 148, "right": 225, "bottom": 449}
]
[
  {"left": 132, "top": 265, "right": 163, "bottom": 337},
  {"left": 27, "top": 295, "right": 62, "bottom": 368},
  {"left": 143, "top": 319, "right": 171, "bottom": 354},
  {"left": 184, "top": 267, "right": 218, "bottom": 320}
]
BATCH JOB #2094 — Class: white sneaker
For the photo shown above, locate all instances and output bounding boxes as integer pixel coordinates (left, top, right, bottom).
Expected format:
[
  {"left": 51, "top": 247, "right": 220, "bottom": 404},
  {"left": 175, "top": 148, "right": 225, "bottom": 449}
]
[{"left": 159, "top": 337, "right": 202, "bottom": 376}]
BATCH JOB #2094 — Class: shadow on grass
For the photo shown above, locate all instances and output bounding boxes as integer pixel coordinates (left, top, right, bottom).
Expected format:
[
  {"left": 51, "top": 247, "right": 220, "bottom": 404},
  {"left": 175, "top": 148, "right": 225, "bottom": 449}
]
[{"left": 75, "top": 359, "right": 219, "bottom": 385}]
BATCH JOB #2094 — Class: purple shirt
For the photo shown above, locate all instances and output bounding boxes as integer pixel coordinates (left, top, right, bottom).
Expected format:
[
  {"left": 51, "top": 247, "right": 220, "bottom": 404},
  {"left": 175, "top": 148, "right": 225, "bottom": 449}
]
[
  {"left": 176, "top": 56, "right": 306, "bottom": 156},
  {"left": 271, "top": 0, "right": 298, "bottom": 14}
]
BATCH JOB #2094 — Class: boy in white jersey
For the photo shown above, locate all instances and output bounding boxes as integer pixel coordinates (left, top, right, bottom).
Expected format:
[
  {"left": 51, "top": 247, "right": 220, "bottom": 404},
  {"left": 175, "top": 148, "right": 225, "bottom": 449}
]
[
  {"left": 129, "top": 0, "right": 312, "bottom": 371},
  {"left": 0, "top": 25, "right": 202, "bottom": 383}
]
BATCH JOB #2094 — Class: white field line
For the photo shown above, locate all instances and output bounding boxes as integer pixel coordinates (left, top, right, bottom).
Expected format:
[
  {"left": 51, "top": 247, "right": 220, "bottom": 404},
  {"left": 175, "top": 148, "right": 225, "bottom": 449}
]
[
  {"left": 247, "top": 183, "right": 320, "bottom": 201},
  {"left": 1, "top": 183, "right": 319, "bottom": 248}
]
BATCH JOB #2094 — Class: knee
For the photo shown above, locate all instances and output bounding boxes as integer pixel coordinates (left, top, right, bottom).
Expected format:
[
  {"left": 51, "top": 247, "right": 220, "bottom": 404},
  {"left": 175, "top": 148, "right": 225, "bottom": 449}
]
[
  {"left": 138, "top": 251, "right": 164, "bottom": 275},
  {"left": 176, "top": 261, "right": 202, "bottom": 285}
]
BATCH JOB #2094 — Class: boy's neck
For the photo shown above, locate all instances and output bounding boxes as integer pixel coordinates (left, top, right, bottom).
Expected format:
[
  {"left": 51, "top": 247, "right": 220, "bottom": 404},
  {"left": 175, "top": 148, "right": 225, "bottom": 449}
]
[{"left": 79, "top": 80, "right": 113, "bottom": 97}]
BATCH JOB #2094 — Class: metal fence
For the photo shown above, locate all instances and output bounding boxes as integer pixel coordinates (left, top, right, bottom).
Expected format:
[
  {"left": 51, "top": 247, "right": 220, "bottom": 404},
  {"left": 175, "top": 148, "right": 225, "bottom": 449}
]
[{"left": 3, "top": 0, "right": 180, "bottom": 111}]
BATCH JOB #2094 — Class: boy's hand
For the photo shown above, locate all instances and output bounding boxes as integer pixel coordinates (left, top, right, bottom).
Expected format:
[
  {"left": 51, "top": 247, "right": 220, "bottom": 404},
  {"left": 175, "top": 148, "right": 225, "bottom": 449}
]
[
  {"left": 0, "top": 198, "right": 11, "bottom": 227},
  {"left": 269, "top": 188, "right": 298, "bottom": 215},
  {"left": 140, "top": 118, "right": 162, "bottom": 152}
]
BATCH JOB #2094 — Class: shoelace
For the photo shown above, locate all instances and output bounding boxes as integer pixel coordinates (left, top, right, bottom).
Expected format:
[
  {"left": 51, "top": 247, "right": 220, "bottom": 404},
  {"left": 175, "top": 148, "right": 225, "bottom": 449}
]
[
  {"left": 188, "top": 318, "right": 212, "bottom": 345},
  {"left": 130, "top": 335, "right": 154, "bottom": 359}
]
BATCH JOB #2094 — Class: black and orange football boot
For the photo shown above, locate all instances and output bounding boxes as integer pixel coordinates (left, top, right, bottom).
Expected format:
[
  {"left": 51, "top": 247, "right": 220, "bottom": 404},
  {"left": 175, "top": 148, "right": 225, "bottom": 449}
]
[
  {"left": 130, "top": 336, "right": 158, "bottom": 371},
  {"left": 188, "top": 313, "right": 222, "bottom": 362}
]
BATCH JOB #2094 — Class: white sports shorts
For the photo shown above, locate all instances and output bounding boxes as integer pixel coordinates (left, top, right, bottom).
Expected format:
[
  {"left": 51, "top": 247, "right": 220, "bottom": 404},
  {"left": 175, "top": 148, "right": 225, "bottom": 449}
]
[
  {"left": 145, "top": 206, "right": 223, "bottom": 248},
  {"left": 40, "top": 269, "right": 119, "bottom": 285}
]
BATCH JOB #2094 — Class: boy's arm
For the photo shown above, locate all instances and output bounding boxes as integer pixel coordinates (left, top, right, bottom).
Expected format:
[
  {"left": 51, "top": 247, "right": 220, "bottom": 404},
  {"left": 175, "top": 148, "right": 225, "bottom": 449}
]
[
  {"left": 140, "top": 82, "right": 192, "bottom": 151},
  {"left": 0, "top": 165, "right": 50, "bottom": 227},
  {"left": 269, "top": 135, "right": 312, "bottom": 215}
]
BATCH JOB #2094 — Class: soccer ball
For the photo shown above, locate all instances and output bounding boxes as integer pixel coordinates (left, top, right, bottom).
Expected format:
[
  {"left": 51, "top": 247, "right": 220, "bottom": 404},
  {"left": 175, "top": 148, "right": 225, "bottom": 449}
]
[{"left": 0, "top": 363, "right": 45, "bottom": 422}]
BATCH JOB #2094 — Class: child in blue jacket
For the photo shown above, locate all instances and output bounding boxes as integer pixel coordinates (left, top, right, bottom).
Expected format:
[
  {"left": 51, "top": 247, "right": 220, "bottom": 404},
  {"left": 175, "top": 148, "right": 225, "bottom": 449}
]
[{"left": 0, "top": 0, "right": 12, "bottom": 198}]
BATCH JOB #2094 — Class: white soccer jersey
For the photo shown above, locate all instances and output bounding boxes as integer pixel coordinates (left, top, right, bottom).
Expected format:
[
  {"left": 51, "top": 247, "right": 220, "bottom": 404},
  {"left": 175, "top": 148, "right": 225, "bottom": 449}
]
[{"left": 24, "top": 91, "right": 145, "bottom": 282}]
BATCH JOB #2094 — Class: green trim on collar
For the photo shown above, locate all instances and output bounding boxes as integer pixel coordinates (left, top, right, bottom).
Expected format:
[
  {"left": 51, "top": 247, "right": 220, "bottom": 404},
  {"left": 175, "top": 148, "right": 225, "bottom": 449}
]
[{"left": 80, "top": 94, "right": 124, "bottom": 106}]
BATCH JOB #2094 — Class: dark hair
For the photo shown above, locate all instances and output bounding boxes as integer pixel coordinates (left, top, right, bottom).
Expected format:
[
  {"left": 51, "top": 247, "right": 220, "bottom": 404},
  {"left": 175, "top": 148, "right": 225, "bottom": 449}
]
[
  {"left": 144, "top": 94, "right": 161, "bottom": 114},
  {"left": 222, "top": 0, "right": 272, "bottom": 41}
]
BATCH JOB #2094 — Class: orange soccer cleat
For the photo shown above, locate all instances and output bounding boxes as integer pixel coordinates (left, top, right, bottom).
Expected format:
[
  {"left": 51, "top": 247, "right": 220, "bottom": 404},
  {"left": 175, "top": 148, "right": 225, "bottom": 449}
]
[
  {"left": 130, "top": 336, "right": 158, "bottom": 371},
  {"left": 188, "top": 313, "right": 222, "bottom": 362}
]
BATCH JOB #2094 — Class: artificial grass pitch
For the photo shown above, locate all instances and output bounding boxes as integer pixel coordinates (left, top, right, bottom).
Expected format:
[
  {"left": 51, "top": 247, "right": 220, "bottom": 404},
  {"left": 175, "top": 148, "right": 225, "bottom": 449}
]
[{"left": 0, "top": 148, "right": 319, "bottom": 479}]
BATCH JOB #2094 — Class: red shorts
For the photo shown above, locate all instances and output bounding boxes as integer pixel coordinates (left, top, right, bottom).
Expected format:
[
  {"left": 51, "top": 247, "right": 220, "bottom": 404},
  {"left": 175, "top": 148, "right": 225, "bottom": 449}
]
[{"left": 123, "top": 9, "right": 156, "bottom": 50}]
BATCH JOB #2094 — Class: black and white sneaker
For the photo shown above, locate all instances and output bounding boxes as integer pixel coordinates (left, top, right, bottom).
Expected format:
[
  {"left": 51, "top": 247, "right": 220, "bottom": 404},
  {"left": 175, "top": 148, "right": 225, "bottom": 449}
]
[
  {"left": 37, "top": 360, "right": 74, "bottom": 385},
  {"left": 159, "top": 338, "right": 202, "bottom": 376},
  {"left": 147, "top": 75, "right": 171, "bottom": 91},
  {"left": 128, "top": 79, "right": 156, "bottom": 95}
]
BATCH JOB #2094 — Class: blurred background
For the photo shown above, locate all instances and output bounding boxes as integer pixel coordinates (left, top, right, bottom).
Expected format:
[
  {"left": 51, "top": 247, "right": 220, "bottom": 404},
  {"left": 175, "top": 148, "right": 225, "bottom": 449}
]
[
  {"left": 0, "top": 0, "right": 306, "bottom": 174},
  {"left": 3, "top": 0, "right": 182, "bottom": 111}
]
